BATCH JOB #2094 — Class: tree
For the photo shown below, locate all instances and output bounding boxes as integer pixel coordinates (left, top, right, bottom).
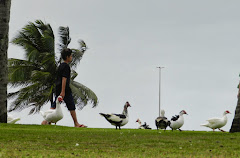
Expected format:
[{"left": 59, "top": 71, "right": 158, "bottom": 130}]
[
  {"left": 230, "top": 97, "right": 240, "bottom": 132},
  {"left": 8, "top": 20, "right": 98, "bottom": 114},
  {"left": 0, "top": 0, "right": 11, "bottom": 123},
  {"left": 230, "top": 81, "right": 240, "bottom": 132}
]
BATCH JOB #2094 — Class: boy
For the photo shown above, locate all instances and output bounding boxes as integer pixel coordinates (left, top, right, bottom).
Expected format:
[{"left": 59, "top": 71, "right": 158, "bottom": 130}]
[{"left": 42, "top": 48, "right": 87, "bottom": 127}]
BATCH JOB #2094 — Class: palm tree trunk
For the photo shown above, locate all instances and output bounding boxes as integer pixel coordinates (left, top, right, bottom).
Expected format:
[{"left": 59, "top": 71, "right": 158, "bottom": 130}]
[
  {"left": 0, "top": 0, "right": 11, "bottom": 123},
  {"left": 230, "top": 95, "right": 240, "bottom": 132}
]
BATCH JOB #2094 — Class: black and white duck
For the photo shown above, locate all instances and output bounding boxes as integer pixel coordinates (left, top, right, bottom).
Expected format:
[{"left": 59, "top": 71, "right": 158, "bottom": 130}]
[
  {"left": 155, "top": 109, "right": 170, "bottom": 130},
  {"left": 136, "top": 119, "right": 151, "bottom": 129},
  {"left": 99, "top": 102, "right": 131, "bottom": 130},
  {"left": 170, "top": 110, "right": 188, "bottom": 131}
]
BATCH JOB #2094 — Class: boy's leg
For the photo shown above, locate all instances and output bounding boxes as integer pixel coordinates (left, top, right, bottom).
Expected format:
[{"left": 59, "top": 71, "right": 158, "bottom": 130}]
[
  {"left": 65, "top": 93, "right": 87, "bottom": 127},
  {"left": 70, "top": 110, "right": 83, "bottom": 127}
]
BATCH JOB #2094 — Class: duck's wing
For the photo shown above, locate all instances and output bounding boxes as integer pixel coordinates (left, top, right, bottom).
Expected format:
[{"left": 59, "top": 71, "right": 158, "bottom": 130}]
[
  {"left": 100, "top": 113, "right": 125, "bottom": 123},
  {"left": 171, "top": 115, "right": 180, "bottom": 121},
  {"left": 113, "top": 114, "right": 126, "bottom": 119},
  {"left": 156, "top": 116, "right": 168, "bottom": 121},
  {"left": 207, "top": 117, "right": 222, "bottom": 124},
  {"left": 108, "top": 114, "right": 126, "bottom": 122},
  {"left": 41, "top": 109, "right": 55, "bottom": 117}
]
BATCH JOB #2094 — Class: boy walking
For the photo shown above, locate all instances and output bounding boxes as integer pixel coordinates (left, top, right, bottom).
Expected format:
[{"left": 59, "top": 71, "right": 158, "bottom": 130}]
[{"left": 42, "top": 48, "right": 87, "bottom": 127}]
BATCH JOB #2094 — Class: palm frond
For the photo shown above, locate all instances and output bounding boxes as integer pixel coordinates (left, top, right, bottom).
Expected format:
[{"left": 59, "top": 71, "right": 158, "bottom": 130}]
[
  {"left": 70, "top": 82, "right": 87, "bottom": 108},
  {"left": 31, "top": 70, "right": 52, "bottom": 83},
  {"left": 70, "top": 81, "right": 98, "bottom": 110},
  {"left": 78, "top": 39, "right": 88, "bottom": 52},
  {"left": 8, "top": 58, "right": 39, "bottom": 87},
  {"left": 21, "top": 21, "right": 43, "bottom": 51},
  {"left": 8, "top": 82, "right": 54, "bottom": 114},
  {"left": 11, "top": 20, "right": 55, "bottom": 63},
  {"left": 7, "top": 91, "right": 21, "bottom": 99},
  {"left": 35, "top": 20, "right": 54, "bottom": 38},
  {"left": 39, "top": 52, "right": 57, "bottom": 72},
  {"left": 71, "top": 70, "right": 78, "bottom": 80},
  {"left": 69, "top": 40, "right": 87, "bottom": 69},
  {"left": 41, "top": 35, "right": 55, "bottom": 54},
  {"left": 35, "top": 20, "right": 55, "bottom": 54},
  {"left": 11, "top": 31, "right": 41, "bottom": 62},
  {"left": 69, "top": 49, "right": 84, "bottom": 69},
  {"left": 58, "top": 26, "right": 71, "bottom": 51}
]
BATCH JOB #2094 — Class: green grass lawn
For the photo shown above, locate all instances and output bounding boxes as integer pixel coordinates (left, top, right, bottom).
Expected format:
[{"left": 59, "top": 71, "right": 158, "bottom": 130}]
[{"left": 0, "top": 124, "right": 240, "bottom": 158}]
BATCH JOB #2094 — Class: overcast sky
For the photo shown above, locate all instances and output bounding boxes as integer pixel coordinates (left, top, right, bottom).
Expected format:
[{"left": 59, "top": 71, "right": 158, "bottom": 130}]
[{"left": 8, "top": 0, "right": 240, "bottom": 131}]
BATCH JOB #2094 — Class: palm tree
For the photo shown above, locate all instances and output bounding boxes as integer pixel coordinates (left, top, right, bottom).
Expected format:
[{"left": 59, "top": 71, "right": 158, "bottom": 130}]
[
  {"left": 0, "top": 0, "right": 11, "bottom": 123},
  {"left": 230, "top": 82, "right": 240, "bottom": 132},
  {"left": 8, "top": 20, "right": 98, "bottom": 114}
]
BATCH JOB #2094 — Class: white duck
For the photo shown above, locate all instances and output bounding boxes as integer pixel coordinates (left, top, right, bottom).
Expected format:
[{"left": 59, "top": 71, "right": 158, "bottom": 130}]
[
  {"left": 99, "top": 102, "right": 131, "bottom": 130},
  {"left": 7, "top": 114, "right": 20, "bottom": 124},
  {"left": 155, "top": 109, "right": 170, "bottom": 130},
  {"left": 201, "top": 110, "right": 231, "bottom": 132},
  {"left": 136, "top": 119, "right": 151, "bottom": 129},
  {"left": 170, "top": 110, "right": 188, "bottom": 131},
  {"left": 40, "top": 96, "right": 63, "bottom": 125}
]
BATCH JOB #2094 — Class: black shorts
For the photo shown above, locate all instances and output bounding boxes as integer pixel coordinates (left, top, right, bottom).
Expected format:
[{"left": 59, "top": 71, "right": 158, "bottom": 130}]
[{"left": 51, "top": 93, "right": 76, "bottom": 111}]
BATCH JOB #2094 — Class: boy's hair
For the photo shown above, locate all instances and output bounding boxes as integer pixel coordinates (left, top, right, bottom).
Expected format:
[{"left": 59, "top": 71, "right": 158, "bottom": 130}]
[{"left": 61, "top": 48, "right": 72, "bottom": 60}]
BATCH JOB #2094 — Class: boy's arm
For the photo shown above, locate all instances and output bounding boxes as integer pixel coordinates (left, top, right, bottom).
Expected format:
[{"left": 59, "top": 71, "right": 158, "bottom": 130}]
[{"left": 60, "top": 77, "right": 67, "bottom": 98}]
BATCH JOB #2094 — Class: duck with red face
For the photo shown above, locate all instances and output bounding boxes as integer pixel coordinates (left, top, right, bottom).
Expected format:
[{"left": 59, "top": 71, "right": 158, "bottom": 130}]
[
  {"left": 170, "top": 110, "right": 188, "bottom": 131},
  {"left": 201, "top": 110, "right": 231, "bottom": 132}
]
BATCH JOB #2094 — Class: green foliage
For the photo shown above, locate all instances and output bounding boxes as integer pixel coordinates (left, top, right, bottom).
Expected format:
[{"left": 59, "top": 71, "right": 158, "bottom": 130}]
[
  {"left": 0, "top": 124, "right": 240, "bottom": 157},
  {"left": 8, "top": 20, "right": 98, "bottom": 114}
]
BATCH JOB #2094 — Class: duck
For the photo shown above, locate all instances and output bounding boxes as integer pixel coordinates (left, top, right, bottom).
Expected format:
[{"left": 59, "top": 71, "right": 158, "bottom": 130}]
[
  {"left": 201, "top": 110, "right": 231, "bottom": 132},
  {"left": 170, "top": 110, "right": 188, "bottom": 131},
  {"left": 99, "top": 101, "right": 131, "bottom": 130},
  {"left": 7, "top": 114, "right": 20, "bottom": 124},
  {"left": 136, "top": 119, "right": 144, "bottom": 129},
  {"left": 142, "top": 122, "right": 152, "bottom": 129},
  {"left": 136, "top": 119, "right": 151, "bottom": 129},
  {"left": 40, "top": 96, "right": 64, "bottom": 125},
  {"left": 155, "top": 109, "right": 170, "bottom": 130}
]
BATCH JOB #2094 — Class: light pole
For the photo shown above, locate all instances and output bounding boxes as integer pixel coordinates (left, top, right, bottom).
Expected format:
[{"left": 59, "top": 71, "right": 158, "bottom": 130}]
[{"left": 157, "top": 66, "right": 164, "bottom": 117}]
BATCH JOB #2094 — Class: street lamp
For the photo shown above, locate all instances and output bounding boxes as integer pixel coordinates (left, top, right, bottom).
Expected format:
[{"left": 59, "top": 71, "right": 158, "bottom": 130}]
[{"left": 157, "top": 66, "right": 164, "bottom": 117}]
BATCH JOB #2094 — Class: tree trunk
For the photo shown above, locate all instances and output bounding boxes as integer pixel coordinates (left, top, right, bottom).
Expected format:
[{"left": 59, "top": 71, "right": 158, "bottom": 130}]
[
  {"left": 230, "top": 95, "right": 240, "bottom": 132},
  {"left": 0, "top": 0, "right": 11, "bottom": 123}
]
